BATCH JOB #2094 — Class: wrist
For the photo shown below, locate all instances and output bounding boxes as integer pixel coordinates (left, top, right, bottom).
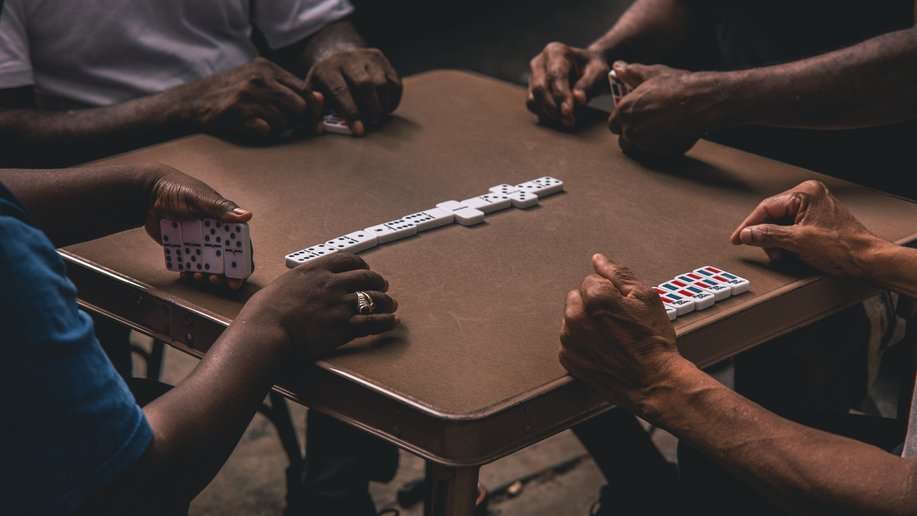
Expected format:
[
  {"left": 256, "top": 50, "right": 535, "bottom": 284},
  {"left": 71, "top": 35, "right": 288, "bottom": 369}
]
[
  {"left": 688, "top": 70, "right": 753, "bottom": 130},
  {"left": 637, "top": 356, "right": 711, "bottom": 426},
  {"left": 235, "top": 292, "right": 297, "bottom": 364}
]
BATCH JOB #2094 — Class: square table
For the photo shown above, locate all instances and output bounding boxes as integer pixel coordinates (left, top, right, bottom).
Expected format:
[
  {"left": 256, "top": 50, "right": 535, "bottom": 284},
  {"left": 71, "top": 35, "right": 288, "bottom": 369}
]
[{"left": 62, "top": 70, "right": 917, "bottom": 515}]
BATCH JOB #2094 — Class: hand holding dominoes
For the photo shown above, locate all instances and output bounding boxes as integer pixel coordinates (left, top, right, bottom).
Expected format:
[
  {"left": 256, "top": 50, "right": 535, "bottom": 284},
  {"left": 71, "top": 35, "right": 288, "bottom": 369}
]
[
  {"left": 527, "top": 42, "right": 610, "bottom": 127},
  {"left": 607, "top": 61, "right": 715, "bottom": 157},
  {"left": 285, "top": 177, "right": 563, "bottom": 268},
  {"left": 145, "top": 170, "right": 253, "bottom": 288}
]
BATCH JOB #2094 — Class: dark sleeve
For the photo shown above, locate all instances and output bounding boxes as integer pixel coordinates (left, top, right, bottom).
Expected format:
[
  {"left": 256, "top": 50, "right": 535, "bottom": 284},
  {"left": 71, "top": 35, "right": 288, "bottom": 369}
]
[{"left": 0, "top": 189, "right": 152, "bottom": 516}]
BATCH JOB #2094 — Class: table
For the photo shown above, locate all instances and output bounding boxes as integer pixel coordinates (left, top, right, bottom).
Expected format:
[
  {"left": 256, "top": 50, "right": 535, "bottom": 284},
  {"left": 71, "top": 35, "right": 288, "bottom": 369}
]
[{"left": 62, "top": 70, "right": 917, "bottom": 515}]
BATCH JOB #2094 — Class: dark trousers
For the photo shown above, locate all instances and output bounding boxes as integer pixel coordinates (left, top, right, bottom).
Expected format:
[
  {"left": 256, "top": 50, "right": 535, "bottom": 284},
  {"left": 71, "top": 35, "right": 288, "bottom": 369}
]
[{"left": 299, "top": 410, "right": 400, "bottom": 516}]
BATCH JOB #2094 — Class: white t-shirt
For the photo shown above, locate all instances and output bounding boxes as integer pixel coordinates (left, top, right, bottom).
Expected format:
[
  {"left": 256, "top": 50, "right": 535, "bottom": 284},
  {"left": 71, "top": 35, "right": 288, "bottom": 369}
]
[{"left": 0, "top": 0, "right": 353, "bottom": 109}]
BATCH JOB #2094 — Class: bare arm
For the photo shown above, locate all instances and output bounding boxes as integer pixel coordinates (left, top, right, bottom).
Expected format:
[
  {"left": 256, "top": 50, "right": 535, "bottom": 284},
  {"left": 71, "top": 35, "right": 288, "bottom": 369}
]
[
  {"left": 560, "top": 254, "right": 917, "bottom": 515},
  {"left": 648, "top": 359, "right": 917, "bottom": 515},
  {"left": 0, "top": 59, "right": 322, "bottom": 167},
  {"left": 610, "top": 2, "right": 917, "bottom": 155},
  {"left": 526, "top": 0, "right": 709, "bottom": 127},
  {"left": 730, "top": 180, "right": 917, "bottom": 299},
  {"left": 79, "top": 254, "right": 399, "bottom": 515}
]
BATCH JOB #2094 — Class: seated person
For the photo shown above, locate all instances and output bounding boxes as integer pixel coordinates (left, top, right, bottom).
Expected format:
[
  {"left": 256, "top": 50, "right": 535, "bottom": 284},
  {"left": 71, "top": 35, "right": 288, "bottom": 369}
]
[
  {"left": 559, "top": 180, "right": 917, "bottom": 514},
  {"left": 526, "top": 0, "right": 917, "bottom": 200},
  {"left": 0, "top": 164, "right": 399, "bottom": 515},
  {"left": 0, "top": 0, "right": 402, "bottom": 167}
]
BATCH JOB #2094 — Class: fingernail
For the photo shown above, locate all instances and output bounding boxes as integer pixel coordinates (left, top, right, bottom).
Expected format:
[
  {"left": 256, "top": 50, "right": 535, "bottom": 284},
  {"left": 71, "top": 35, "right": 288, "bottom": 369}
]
[
  {"left": 352, "top": 121, "right": 365, "bottom": 135},
  {"left": 740, "top": 228, "right": 753, "bottom": 243},
  {"left": 232, "top": 208, "right": 248, "bottom": 216}
]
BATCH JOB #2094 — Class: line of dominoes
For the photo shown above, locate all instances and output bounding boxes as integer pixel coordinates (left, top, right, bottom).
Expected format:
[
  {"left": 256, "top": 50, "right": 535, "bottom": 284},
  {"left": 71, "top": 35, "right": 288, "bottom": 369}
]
[
  {"left": 284, "top": 176, "right": 564, "bottom": 268},
  {"left": 655, "top": 266, "right": 750, "bottom": 321},
  {"left": 160, "top": 219, "right": 253, "bottom": 279}
]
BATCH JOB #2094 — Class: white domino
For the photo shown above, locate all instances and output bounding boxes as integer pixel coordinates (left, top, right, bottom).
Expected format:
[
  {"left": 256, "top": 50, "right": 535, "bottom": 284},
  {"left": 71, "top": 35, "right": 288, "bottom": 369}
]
[
  {"left": 509, "top": 190, "right": 538, "bottom": 209},
  {"left": 321, "top": 112, "right": 353, "bottom": 135},
  {"left": 326, "top": 230, "right": 378, "bottom": 253},
  {"left": 201, "top": 219, "right": 224, "bottom": 274},
  {"left": 516, "top": 176, "right": 564, "bottom": 197},
  {"left": 365, "top": 218, "right": 418, "bottom": 244},
  {"left": 461, "top": 193, "right": 512, "bottom": 214},
  {"left": 489, "top": 184, "right": 519, "bottom": 195},
  {"left": 180, "top": 220, "right": 204, "bottom": 273},
  {"left": 659, "top": 280, "right": 715, "bottom": 310},
  {"left": 435, "top": 200, "right": 485, "bottom": 227},
  {"left": 285, "top": 249, "right": 319, "bottom": 268},
  {"left": 285, "top": 244, "right": 337, "bottom": 268},
  {"left": 222, "top": 222, "right": 253, "bottom": 279},
  {"left": 403, "top": 208, "right": 454, "bottom": 232},
  {"left": 160, "top": 219, "right": 184, "bottom": 272},
  {"left": 693, "top": 266, "right": 750, "bottom": 295}
]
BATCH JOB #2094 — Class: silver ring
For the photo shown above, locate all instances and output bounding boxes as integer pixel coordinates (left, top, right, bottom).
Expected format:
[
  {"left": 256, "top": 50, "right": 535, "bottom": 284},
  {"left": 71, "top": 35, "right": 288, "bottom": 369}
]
[{"left": 355, "top": 291, "right": 375, "bottom": 315}]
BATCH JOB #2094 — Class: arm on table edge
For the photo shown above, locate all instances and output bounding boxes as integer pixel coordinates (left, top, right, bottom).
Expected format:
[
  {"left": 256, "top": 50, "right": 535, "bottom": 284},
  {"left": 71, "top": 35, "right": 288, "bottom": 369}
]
[{"left": 642, "top": 358, "right": 917, "bottom": 515}]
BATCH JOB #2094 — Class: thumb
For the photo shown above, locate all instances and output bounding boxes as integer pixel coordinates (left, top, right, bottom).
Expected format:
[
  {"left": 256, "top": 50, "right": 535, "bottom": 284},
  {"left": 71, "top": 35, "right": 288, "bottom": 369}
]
[
  {"left": 738, "top": 224, "right": 798, "bottom": 250},
  {"left": 572, "top": 59, "right": 610, "bottom": 105},
  {"left": 194, "top": 192, "right": 252, "bottom": 223},
  {"left": 612, "top": 61, "right": 660, "bottom": 88}
]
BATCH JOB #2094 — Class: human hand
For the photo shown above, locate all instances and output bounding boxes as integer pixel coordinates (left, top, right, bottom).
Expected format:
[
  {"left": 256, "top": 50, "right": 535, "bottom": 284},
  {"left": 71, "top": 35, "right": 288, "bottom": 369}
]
[
  {"left": 609, "top": 62, "right": 728, "bottom": 157},
  {"left": 308, "top": 48, "right": 402, "bottom": 136},
  {"left": 559, "top": 254, "right": 684, "bottom": 415},
  {"left": 143, "top": 166, "right": 253, "bottom": 290},
  {"left": 527, "top": 42, "right": 610, "bottom": 128},
  {"left": 250, "top": 253, "right": 399, "bottom": 360},
  {"left": 181, "top": 57, "right": 324, "bottom": 141},
  {"left": 730, "top": 180, "right": 885, "bottom": 278}
]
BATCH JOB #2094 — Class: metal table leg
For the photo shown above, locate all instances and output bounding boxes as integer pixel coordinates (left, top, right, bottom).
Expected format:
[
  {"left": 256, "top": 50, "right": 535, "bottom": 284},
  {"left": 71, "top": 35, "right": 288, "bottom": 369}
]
[{"left": 423, "top": 461, "right": 480, "bottom": 516}]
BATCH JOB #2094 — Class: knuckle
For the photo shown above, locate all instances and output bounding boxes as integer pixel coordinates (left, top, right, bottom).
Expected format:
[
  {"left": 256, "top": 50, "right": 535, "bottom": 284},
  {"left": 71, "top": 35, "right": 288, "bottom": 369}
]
[{"left": 545, "top": 41, "right": 567, "bottom": 53}]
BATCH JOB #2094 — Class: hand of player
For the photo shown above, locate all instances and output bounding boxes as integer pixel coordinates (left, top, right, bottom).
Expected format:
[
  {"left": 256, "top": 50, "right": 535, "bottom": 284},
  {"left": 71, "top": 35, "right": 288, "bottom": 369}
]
[
  {"left": 527, "top": 42, "right": 610, "bottom": 128},
  {"left": 178, "top": 57, "right": 324, "bottom": 141},
  {"left": 308, "top": 48, "right": 402, "bottom": 136},
  {"left": 730, "top": 180, "right": 886, "bottom": 278},
  {"left": 559, "top": 254, "right": 685, "bottom": 414},
  {"left": 609, "top": 62, "right": 726, "bottom": 157},
  {"left": 143, "top": 165, "right": 253, "bottom": 290},
  {"left": 249, "top": 253, "right": 400, "bottom": 360}
]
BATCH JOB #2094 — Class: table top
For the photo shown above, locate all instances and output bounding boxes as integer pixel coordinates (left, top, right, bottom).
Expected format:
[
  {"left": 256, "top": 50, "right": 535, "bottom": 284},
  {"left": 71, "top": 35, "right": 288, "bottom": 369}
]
[{"left": 63, "top": 70, "right": 917, "bottom": 466}]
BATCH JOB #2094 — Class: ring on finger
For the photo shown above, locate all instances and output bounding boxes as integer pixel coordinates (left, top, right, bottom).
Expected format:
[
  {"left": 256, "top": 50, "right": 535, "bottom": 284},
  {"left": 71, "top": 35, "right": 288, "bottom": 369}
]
[{"left": 355, "top": 291, "right": 375, "bottom": 315}]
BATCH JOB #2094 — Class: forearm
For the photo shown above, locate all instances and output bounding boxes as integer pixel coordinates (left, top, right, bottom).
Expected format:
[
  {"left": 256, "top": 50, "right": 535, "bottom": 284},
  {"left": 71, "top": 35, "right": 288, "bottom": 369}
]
[
  {"left": 0, "top": 165, "right": 159, "bottom": 246},
  {"left": 273, "top": 18, "right": 365, "bottom": 77},
  {"left": 720, "top": 26, "right": 917, "bottom": 129},
  {"left": 863, "top": 240, "right": 917, "bottom": 299},
  {"left": 84, "top": 296, "right": 294, "bottom": 514},
  {"left": 588, "top": 0, "right": 710, "bottom": 65},
  {"left": 642, "top": 359, "right": 917, "bottom": 514},
  {"left": 0, "top": 89, "right": 197, "bottom": 167}
]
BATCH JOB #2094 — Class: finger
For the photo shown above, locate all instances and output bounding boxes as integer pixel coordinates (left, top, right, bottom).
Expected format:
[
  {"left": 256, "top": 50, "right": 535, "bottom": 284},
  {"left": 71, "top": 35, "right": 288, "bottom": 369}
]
[
  {"left": 265, "top": 59, "right": 307, "bottom": 91},
  {"left": 208, "top": 274, "right": 227, "bottom": 286},
  {"left": 563, "top": 289, "right": 585, "bottom": 323},
  {"left": 608, "top": 109, "right": 622, "bottom": 135},
  {"left": 528, "top": 55, "right": 562, "bottom": 121},
  {"left": 729, "top": 192, "right": 803, "bottom": 244},
  {"left": 349, "top": 313, "right": 400, "bottom": 337},
  {"left": 572, "top": 58, "right": 609, "bottom": 104},
  {"left": 226, "top": 278, "right": 245, "bottom": 290},
  {"left": 336, "top": 269, "right": 388, "bottom": 292},
  {"left": 252, "top": 103, "right": 288, "bottom": 133},
  {"left": 382, "top": 62, "right": 403, "bottom": 113},
  {"left": 613, "top": 61, "right": 657, "bottom": 88},
  {"left": 317, "top": 72, "right": 365, "bottom": 136},
  {"left": 352, "top": 80, "right": 384, "bottom": 124},
  {"left": 738, "top": 223, "right": 800, "bottom": 252},
  {"left": 544, "top": 44, "right": 576, "bottom": 119},
  {"left": 526, "top": 92, "right": 551, "bottom": 122},
  {"left": 342, "top": 290, "right": 397, "bottom": 314},
  {"left": 367, "top": 63, "right": 392, "bottom": 116},
  {"left": 242, "top": 116, "right": 272, "bottom": 139},
  {"left": 312, "top": 252, "right": 369, "bottom": 273},
  {"left": 591, "top": 253, "right": 641, "bottom": 296}
]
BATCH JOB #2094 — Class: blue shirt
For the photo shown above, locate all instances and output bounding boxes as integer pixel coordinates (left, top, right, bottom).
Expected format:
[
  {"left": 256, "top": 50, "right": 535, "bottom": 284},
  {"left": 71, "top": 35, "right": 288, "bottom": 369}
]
[{"left": 0, "top": 182, "right": 153, "bottom": 515}]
